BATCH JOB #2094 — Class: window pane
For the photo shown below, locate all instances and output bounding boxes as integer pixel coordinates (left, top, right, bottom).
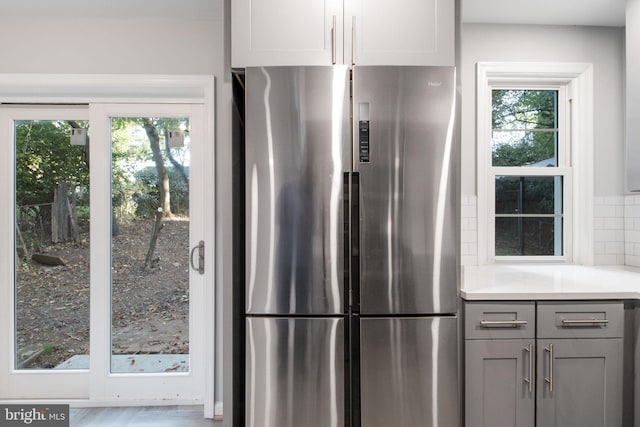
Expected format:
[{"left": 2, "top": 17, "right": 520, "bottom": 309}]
[
  {"left": 492, "top": 89, "right": 557, "bottom": 130},
  {"left": 495, "top": 217, "right": 563, "bottom": 256},
  {"left": 15, "top": 120, "right": 90, "bottom": 370},
  {"left": 495, "top": 176, "right": 563, "bottom": 215},
  {"left": 492, "top": 130, "right": 557, "bottom": 167},
  {"left": 110, "top": 117, "right": 190, "bottom": 374}
]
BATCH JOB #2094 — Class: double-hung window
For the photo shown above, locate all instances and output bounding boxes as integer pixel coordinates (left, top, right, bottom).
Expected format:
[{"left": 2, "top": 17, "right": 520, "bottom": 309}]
[
  {"left": 476, "top": 62, "right": 594, "bottom": 265},
  {"left": 489, "top": 86, "right": 572, "bottom": 260}
]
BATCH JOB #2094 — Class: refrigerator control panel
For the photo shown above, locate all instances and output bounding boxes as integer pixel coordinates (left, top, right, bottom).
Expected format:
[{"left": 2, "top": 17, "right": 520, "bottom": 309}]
[{"left": 359, "top": 120, "right": 370, "bottom": 163}]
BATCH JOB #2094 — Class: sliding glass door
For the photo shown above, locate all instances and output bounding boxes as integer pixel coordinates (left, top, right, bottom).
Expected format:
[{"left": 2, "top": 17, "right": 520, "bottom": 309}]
[{"left": 0, "top": 104, "right": 209, "bottom": 402}]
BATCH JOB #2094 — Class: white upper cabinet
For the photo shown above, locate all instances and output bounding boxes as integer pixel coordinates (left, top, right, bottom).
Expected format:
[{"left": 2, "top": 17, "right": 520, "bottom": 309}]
[
  {"left": 345, "top": 0, "right": 454, "bottom": 66},
  {"left": 232, "top": 0, "right": 343, "bottom": 67},
  {"left": 232, "top": 0, "right": 454, "bottom": 67}
]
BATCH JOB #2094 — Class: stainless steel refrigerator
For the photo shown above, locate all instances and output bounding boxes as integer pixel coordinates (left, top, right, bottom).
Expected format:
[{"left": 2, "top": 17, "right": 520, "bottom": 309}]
[{"left": 242, "top": 65, "right": 459, "bottom": 427}]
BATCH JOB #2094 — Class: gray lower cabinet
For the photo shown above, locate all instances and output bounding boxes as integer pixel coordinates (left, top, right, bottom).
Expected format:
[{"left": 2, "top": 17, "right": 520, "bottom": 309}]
[
  {"left": 465, "top": 339, "right": 535, "bottom": 427},
  {"left": 465, "top": 301, "right": 623, "bottom": 427},
  {"left": 536, "top": 338, "right": 623, "bottom": 427}
]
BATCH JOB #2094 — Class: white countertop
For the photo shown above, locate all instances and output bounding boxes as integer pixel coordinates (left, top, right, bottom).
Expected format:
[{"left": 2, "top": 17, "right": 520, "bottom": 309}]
[{"left": 461, "top": 264, "right": 640, "bottom": 300}]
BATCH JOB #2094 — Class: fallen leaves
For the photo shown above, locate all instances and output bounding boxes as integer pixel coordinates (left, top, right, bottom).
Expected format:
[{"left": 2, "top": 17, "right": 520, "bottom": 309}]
[{"left": 15, "top": 217, "right": 190, "bottom": 369}]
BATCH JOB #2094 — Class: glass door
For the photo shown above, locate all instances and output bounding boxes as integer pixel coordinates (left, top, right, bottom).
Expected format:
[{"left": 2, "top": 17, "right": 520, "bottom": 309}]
[
  {"left": 0, "top": 106, "right": 91, "bottom": 399},
  {"left": 1, "top": 103, "right": 210, "bottom": 403},
  {"left": 89, "top": 103, "right": 206, "bottom": 401}
]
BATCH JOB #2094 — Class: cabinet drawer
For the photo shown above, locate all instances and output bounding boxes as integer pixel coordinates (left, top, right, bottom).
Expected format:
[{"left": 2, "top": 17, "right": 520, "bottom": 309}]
[
  {"left": 537, "top": 302, "right": 623, "bottom": 339},
  {"left": 465, "top": 302, "right": 535, "bottom": 340}
]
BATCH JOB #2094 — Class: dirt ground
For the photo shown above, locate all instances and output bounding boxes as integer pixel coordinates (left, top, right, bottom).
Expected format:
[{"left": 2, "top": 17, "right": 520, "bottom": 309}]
[{"left": 15, "top": 217, "right": 189, "bottom": 369}]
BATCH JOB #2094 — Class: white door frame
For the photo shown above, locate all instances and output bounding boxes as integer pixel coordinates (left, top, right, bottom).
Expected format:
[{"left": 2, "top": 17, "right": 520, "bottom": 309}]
[{"left": 0, "top": 74, "right": 216, "bottom": 416}]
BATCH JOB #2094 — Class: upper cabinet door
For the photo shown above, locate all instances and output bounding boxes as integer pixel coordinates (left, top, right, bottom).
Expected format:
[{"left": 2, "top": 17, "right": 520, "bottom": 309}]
[
  {"left": 232, "top": 0, "right": 455, "bottom": 67},
  {"left": 345, "top": 0, "right": 455, "bottom": 66},
  {"left": 232, "top": 0, "right": 343, "bottom": 67}
]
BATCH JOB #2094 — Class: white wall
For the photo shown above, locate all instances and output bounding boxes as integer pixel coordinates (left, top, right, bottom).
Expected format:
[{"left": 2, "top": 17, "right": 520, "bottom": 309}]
[
  {"left": 0, "top": 9, "right": 231, "bottom": 415},
  {"left": 461, "top": 24, "right": 625, "bottom": 197},
  {"left": 0, "top": 18, "right": 219, "bottom": 74}
]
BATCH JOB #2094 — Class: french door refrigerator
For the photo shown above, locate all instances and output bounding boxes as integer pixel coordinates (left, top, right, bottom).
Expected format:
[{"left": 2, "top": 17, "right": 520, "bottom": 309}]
[{"left": 241, "top": 65, "right": 459, "bottom": 427}]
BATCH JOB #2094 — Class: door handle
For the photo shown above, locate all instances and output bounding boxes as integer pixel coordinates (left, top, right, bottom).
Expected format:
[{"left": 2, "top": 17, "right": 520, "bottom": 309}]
[
  {"left": 351, "top": 16, "right": 356, "bottom": 65},
  {"left": 524, "top": 343, "right": 533, "bottom": 393},
  {"left": 331, "top": 15, "right": 337, "bottom": 64},
  {"left": 190, "top": 240, "right": 205, "bottom": 275},
  {"left": 544, "top": 344, "right": 554, "bottom": 392}
]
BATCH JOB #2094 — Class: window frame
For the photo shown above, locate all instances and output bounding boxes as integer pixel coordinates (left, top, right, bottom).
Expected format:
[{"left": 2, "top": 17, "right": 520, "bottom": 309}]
[
  {"left": 476, "top": 62, "right": 594, "bottom": 265},
  {"left": 489, "top": 85, "right": 572, "bottom": 261}
]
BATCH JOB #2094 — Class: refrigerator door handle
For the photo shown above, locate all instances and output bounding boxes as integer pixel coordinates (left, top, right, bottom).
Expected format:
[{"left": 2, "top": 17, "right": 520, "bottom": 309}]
[
  {"left": 343, "top": 171, "right": 350, "bottom": 309},
  {"left": 351, "top": 172, "right": 360, "bottom": 312}
]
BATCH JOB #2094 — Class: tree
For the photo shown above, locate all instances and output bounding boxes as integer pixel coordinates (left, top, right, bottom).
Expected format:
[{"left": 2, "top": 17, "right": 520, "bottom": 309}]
[
  {"left": 111, "top": 117, "right": 190, "bottom": 221},
  {"left": 491, "top": 89, "right": 556, "bottom": 167},
  {"left": 142, "top": 118, "right": 172, "bottom": 217},
  {"left": 15, "top": 120, "right": 89, "bottom": 243},
  {"left": 109, "top": 117, "right": 190, "bottom": 268}
]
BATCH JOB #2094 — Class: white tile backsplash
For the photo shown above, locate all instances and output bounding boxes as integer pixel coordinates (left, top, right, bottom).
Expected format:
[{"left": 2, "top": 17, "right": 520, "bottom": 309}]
[
  {"left": 625, "top": 195, "right": 640, "bottom": 267},
  {"left": 461, "top": 195, "right": 477, "bottom": 266},
  {"left": 595, "top": 196, "right": 625, "bottom": 265}
]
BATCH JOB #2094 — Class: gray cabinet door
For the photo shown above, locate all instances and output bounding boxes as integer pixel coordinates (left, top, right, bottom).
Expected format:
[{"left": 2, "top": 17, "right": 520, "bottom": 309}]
[
  {"left": 536, "top": 338, "right": 623, "bottom": 427},
  {"left": 465, "top": 339, "right": 535, "bottom": 427}
]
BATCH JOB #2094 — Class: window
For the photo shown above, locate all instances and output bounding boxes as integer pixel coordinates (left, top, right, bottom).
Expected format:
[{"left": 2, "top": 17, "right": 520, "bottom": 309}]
[
  {"left": 491, "top": 88, "right": 571, "bottom": 259},
  {"left": 476, "top": 62, "right": 594, "bottom": 265}
]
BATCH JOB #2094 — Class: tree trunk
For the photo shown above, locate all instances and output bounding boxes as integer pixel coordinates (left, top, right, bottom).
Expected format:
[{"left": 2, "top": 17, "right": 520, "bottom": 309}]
[
  {"left": 15, "top": 222, "right": 28, "bottom": 266},
  {"left": 143, "top": 118, "right": 171, "bottom": 217},
  {"left": 51, "top": 181, "right": 79, "bottom": 243},
  {"left": 144, "top": 208, "right": 164, "bottom": 270},
  {"left": 68, "top": 184, "right": 80, "bottom": 242},
  {"left": 51, "top": 181, "right": 70, "bottom": 243}
]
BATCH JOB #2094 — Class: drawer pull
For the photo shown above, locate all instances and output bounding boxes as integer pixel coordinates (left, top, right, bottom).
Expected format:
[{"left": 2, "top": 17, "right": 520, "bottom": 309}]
[
  {"left": 561, "top": 319, "right": 609, "bottom": 326},
  {"left": 479, "top": 320, "right": 527, "bottom": 328}
]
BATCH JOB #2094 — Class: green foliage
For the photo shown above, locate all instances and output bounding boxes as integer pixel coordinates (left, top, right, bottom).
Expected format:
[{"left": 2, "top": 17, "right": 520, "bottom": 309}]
[
  {"left": 131, "top": 167, "right": 190, "bottom": 218},
  {"left": 15, "top": 117, "right": 190, "bottom": 245},
  {"left": 491, "top": 90, "right": 557, "bottom": 167},
  {"left": 492, "top": 89, "right": 556, "bottom": 129},
  {"left": 15, "top": 121, "right": 89, "bottom": 207},
  {"left": 111, "top": 117, "right": 190, "bottom": 221}
]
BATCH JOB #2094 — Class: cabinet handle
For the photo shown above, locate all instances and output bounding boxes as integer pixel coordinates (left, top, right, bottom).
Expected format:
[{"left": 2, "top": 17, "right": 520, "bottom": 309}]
[
  {"left": 544, "top": 344, "right": 554, "bottom": 392},
  {"left": 351, "top": 16, "right": 356, "bottom": 65},
  {"left": 524, "top": 343, "right": 533, "bottom": 393},
  {"left": 331, "top": 15, "right": 336, "bottom": 64},
  {"left": 561, "top": 318, "right": 608, "bottom": 326},
  {"left": 479, "top": 319, "right": 527, "bottom": 328}
]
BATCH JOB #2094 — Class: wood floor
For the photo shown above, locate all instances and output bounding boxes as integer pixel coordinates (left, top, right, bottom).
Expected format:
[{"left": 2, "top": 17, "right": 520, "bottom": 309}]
[{"left": 70, "top": 406, "right": 222, "bottom": 426}]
